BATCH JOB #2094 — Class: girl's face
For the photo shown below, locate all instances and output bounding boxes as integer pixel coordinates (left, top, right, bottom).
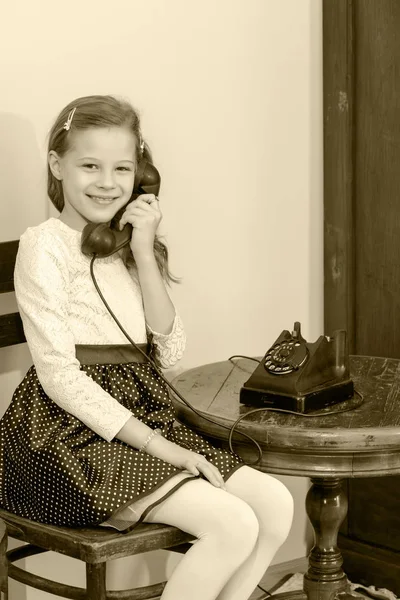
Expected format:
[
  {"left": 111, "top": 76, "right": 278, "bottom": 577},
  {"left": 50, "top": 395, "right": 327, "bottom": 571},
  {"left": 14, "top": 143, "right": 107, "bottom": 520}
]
[{"left": 48, "top": 126, "right": 137, "bottom": 231}]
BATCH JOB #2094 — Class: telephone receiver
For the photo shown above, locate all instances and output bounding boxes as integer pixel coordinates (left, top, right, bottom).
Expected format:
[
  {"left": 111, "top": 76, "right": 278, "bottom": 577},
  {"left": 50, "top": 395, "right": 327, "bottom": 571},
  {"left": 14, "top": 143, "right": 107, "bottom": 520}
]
[
  {"left": 240, "top": 322, "right": 354, "bottom": 413},
  {"left": 81, "top": 159, "right": 161, "bottom": 258}
]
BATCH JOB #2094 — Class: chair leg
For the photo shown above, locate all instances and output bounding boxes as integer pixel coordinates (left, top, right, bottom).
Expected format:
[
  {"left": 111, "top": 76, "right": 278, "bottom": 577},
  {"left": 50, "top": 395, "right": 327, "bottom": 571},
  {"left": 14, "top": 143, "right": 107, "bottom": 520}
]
[
  {"left": 86, "top": 562, "right": 106, "bottom": 600},
  {"left": 0, "top": 520, "right": 8, "bottom": 600}
]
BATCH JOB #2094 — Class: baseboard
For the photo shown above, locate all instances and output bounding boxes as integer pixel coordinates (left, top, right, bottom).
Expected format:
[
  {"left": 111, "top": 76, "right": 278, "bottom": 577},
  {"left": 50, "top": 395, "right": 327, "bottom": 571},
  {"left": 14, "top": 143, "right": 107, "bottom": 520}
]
[
  {"left": 253, "top": 556, "right": 308, "bottom": 597},
  {"left": 339, "top": 533, "right": 400, "bottom": 595},
  {"left": 268, "top": 557, "right": 308, "bottom": 576}
]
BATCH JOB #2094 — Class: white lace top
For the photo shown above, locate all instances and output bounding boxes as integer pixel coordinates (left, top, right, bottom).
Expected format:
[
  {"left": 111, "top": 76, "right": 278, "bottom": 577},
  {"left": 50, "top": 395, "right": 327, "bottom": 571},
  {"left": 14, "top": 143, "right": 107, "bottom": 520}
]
[{"left": 14, "top": 218, "right": 186, "bottom": 442}]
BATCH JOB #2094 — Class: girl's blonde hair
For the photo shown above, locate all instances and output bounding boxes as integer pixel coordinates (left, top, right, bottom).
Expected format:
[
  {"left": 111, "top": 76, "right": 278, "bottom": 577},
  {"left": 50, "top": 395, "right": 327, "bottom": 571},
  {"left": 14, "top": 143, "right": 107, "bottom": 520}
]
[{"left": 47, "top": 95, "right": 178, "bottom": 283}]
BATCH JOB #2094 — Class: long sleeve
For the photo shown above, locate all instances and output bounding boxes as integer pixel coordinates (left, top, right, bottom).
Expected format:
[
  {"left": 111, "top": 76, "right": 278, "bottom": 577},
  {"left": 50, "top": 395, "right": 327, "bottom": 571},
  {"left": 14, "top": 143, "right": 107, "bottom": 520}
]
[
  {"left": 14, "top": 228, "right": 134, "bottom": 442},
  {"left": 146, "top": 313, "right": 186, "bottom": 368},
  {"left": 125, "top": 263, "right": 187, "bottom": 369}
]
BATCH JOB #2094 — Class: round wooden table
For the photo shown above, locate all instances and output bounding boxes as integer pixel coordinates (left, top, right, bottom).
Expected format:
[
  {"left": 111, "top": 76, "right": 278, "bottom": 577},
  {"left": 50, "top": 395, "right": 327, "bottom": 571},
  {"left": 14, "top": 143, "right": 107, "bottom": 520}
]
[{"left": 171, "top": 355, "right": 400, "bottom": 600}]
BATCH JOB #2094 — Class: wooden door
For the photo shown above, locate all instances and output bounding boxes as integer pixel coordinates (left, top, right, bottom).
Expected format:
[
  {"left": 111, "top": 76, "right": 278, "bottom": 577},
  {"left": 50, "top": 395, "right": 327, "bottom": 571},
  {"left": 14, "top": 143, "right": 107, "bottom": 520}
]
[{"left": 324, "top": 0, "right": 400, "bottom": 591}]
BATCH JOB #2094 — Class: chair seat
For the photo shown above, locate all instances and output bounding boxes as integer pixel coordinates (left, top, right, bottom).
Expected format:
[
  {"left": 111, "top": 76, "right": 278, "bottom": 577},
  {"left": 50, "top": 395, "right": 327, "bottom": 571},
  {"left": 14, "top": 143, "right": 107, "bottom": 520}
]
[{"left": 0, "top": 509, "right": 194, "bottom": 563}]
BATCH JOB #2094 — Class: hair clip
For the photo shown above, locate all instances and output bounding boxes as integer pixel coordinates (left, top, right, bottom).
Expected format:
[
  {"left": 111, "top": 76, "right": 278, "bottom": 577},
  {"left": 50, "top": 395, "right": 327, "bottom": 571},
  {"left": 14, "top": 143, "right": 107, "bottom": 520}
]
[
  {"left": 63, "top": 107, "right": 76, "bottom": 131},
  {"left": 139, "top": 135, "right": 145, "bottom": 154}
]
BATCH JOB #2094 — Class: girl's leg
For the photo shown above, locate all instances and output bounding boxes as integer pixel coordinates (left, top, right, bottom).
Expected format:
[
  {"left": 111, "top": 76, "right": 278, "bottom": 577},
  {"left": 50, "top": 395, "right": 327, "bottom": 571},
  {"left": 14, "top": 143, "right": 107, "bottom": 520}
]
[
  {"left": 217, "top": 466, "right": 294, "bottom": 600},
  {"left": 143, "top": 478, "right": 260, "bottom": 600}
]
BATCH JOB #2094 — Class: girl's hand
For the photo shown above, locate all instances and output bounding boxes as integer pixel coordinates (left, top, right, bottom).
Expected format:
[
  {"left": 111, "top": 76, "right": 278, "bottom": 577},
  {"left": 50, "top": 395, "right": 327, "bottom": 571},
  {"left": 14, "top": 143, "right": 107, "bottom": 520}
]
[
  {"left": 119, "top": 194, "right": 161, "bottom": 259},
  {"left": 168, "top": 446, "right": 226, "bottom": 490}
]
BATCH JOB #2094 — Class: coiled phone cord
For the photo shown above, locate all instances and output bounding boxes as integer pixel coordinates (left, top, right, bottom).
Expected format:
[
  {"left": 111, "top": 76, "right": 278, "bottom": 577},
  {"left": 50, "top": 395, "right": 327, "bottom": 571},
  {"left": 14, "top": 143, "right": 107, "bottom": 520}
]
[{"left": 90, "top": 257, "right": 364, "bottom": 466}]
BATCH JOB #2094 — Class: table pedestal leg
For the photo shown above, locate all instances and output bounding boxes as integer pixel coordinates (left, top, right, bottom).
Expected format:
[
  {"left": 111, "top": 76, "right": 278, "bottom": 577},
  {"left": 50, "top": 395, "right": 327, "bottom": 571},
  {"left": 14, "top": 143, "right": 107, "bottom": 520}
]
[{"left": 303, "top": 478, "right": 349, "bottom": 600}]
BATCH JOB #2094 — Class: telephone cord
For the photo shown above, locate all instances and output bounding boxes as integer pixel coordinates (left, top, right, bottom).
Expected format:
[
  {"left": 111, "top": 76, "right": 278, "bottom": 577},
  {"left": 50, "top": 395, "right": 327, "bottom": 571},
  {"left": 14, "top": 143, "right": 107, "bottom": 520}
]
[
  {"left": 90, "top": 257, "right": 364, "bottom": 467},
  {"left": 90, "top": 257, "right": 264, "bottom": 463}
]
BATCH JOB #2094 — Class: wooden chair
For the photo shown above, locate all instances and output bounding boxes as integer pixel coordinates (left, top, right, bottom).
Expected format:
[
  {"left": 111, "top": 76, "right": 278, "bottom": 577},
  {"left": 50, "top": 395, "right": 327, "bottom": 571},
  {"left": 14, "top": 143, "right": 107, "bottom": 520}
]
[{"left": 0, "top": 240, "right": 193, "bottom": 599}]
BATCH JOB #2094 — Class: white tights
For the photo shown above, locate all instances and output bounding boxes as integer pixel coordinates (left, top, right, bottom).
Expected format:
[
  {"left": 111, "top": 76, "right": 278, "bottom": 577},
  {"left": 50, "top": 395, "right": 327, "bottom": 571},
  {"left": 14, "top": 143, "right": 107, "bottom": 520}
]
[{"left": 143, "top": 466, "right": 294, "bottom": 600}]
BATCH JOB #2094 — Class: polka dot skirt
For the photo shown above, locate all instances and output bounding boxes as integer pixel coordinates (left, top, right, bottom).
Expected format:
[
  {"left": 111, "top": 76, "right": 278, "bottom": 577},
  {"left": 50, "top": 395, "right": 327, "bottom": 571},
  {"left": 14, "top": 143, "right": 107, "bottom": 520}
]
[{"left": 0, "top": 361, "right": 243, "bottom": 529}]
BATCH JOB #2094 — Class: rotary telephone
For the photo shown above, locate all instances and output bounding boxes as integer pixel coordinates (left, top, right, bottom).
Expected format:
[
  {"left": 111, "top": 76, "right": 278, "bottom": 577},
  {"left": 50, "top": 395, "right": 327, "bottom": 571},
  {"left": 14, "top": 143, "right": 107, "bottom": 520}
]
[
  {"left": 240, "top": 322, "right": 354, "bottom": 412},
  {"left": 81, "top": 159, "right": 161, "bottom": 258}
]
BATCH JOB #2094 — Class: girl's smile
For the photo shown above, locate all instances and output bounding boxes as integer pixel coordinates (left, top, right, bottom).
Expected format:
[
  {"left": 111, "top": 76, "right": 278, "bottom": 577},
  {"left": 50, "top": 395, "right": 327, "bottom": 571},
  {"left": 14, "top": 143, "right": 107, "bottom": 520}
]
[{"left": 88, "top": 195, "right": 120, "bottom": 204}]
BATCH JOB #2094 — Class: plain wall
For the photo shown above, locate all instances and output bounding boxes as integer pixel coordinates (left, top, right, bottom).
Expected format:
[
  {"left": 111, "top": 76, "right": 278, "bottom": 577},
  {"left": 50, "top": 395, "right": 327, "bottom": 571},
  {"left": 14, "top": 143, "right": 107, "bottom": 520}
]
[{"left": 0, "top": 0, "right": 322, "bottom": 597}]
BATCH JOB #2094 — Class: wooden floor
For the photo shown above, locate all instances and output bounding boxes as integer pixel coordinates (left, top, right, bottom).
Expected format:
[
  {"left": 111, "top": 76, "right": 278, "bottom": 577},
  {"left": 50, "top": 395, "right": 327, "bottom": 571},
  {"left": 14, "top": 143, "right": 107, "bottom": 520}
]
[{"left": 249, "top": 557, "right": 308, "bottom": 598}]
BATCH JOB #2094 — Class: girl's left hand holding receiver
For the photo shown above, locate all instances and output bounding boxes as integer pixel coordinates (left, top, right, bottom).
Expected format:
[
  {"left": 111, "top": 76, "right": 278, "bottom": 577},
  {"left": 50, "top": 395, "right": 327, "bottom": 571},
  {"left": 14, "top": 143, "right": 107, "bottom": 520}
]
[{"left": 119, "top": 194, "right": 161, "bottom": 259}]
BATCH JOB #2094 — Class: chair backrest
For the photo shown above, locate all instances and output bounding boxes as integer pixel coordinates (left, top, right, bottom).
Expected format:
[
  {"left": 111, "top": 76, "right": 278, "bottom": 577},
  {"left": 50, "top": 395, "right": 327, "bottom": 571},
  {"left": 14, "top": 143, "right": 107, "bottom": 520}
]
[{"left": 0, "top": 240, "right": 26, "bottom": 348}]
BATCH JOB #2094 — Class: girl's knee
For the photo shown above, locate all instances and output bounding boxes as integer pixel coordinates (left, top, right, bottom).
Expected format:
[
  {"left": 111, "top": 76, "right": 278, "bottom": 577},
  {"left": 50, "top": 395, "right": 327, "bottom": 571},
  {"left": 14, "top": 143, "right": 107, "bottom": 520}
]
[
  {"left": 257, "top": 476, "right": 294, "bottom": 542},
  {"left": 208, "top": 495, "right": 259, "bottom": 559},
  {"left": 271, "top": 477, "right": 294, "bottom": 516},
  {"left": 229, "top": 499, "right": 260, "bottom": 548},
  {"left": 228, "top": 468, "right": 294, "bottom": 542}
]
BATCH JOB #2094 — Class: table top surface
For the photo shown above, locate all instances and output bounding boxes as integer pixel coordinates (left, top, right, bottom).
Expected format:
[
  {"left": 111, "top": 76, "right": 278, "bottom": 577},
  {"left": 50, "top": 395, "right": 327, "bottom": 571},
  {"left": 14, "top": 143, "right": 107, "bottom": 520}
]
[{"left": 171, "top": 355, "right": 400, "bottom": 477}]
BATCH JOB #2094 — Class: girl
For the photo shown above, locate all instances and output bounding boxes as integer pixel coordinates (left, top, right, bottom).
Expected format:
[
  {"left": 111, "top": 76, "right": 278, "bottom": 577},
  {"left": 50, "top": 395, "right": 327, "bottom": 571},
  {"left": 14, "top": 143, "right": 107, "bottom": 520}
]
[{"left": 0, "top": 95, "right": 293, "bottom": 600}]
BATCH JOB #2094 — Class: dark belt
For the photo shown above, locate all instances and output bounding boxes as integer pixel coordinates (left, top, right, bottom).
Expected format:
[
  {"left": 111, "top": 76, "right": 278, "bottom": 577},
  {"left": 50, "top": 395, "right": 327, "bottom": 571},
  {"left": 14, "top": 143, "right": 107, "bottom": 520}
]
[{"left": 75, "top": 343, "right": 151, "bottom": 365}]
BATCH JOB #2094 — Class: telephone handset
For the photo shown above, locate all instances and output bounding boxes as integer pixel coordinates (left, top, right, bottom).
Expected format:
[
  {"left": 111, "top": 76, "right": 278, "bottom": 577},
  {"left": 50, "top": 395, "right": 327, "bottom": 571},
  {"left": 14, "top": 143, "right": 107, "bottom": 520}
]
[
  {"left": 81, "top": 159, "right": 161, "bottom": 258},
  {"left": 240, "top": 322, "right": 354, "bottom": 412}
]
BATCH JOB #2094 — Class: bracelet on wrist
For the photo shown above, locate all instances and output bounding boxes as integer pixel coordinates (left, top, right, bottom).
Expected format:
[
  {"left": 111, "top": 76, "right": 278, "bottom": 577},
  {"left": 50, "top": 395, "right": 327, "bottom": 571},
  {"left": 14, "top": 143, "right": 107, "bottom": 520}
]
[{"left": 139, "top": 428, "right": 162, "bottom": 453}]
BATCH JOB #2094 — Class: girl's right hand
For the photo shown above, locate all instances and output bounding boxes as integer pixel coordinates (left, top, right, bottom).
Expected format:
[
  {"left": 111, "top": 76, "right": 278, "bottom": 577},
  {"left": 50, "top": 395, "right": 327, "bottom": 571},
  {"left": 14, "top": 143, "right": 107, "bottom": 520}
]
[
  {"left": 164, "top": 445, "right": 226, "bottom": 490},
  {"left": 183, "top": 450, "right": 227, "bottom": 490}
]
